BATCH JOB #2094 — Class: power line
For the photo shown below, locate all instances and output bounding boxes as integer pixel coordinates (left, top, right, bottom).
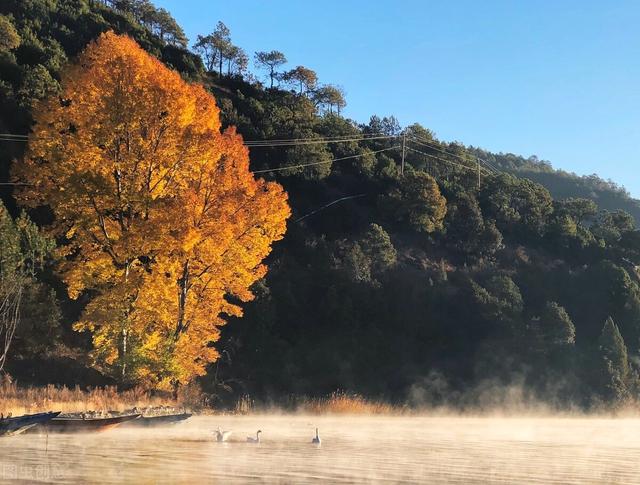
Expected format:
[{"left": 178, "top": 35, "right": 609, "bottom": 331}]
[
  {"left": 0, "top": 138, "right": 29, "bottom": 143},
  {"left": 408, "top": 135, "right": 480, "bottom": 167},
  {"left": 243, "top": 132, "right": 395, "bottom": 144},
  {"left": 251, "top": 146, "right": 398, "bottom": 174},
  {"left": 475, "top": 159, "right": 497, "bottom": 174},
  {"left": 0, "top": 133, "right": 401, "bottom": 149},
  {"left": 0, "top": 128, "right": 503, "bottom": 174},
  {"left": 0, "top": 133, "right": 28, "bottom": 139},
  {"left": 405, "top": 146, "right": 491, "bottom": 174},
  {"left": 479, "top": 158, "right": 501, "bottom": 173},
  {"left": 244, "top": 134, "right": 399, "bottom": 147},
  {"left": 408, "top": 135, "right": 500, "bottom": 175},
  {"left": 0, "top": 129, "right": 499, "bottom": 180},
  {"left": 294, "top": 194, "right": 367, "bottom": 223}
]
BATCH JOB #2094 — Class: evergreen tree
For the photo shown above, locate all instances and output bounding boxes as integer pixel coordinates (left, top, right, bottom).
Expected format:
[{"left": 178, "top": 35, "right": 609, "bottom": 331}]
[
  {"left": 598, "top": 317, "right": 631, "bottom": 402},
  {"left": 254, "top": 50, "right": 287, "bottom": 88},
  {"left": 0, "top": 202, "right": 58, "bottom": 370},
  {"left": 539, "top": 301, "right": 575, "bottom": 346}
]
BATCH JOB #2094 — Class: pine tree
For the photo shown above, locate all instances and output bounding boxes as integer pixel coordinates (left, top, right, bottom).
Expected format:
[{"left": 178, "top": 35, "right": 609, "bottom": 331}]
[
  {"left": 540, "top": 302, "right": 576, "bottom": 346},
  {"left": 598, "top": 317, "right": 630, "bottom": 402}
]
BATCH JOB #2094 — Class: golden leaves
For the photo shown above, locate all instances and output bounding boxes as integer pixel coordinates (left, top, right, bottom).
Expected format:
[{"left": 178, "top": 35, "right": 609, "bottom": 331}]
[{"left": 14, "top": 32, "right": 290, "bottom": 387}]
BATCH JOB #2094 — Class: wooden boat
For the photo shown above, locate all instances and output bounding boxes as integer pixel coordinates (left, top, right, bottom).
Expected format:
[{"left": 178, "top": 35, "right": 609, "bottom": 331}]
[
  {"left": 0, "top": 411, "right": 61, "bottom": 436},
  {"left": 123, "top": 412, "right": 192, "bottom": 427},
  {"left": 30, "top": 413, "right": 141, "bottom": 433}
]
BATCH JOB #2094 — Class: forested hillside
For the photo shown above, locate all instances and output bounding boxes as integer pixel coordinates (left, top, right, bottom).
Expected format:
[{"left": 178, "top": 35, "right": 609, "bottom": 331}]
[
  {"left": 2, "top": 0, "right": 640, "bottom": 409},
  {"left": 467, "top": 148, "right": 640, "bottom": 224}
]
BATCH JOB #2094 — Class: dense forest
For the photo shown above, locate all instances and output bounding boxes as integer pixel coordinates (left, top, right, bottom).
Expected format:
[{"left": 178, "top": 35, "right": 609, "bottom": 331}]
[{"left": 2, "top": 0, "right": 640, "bottom": 410}]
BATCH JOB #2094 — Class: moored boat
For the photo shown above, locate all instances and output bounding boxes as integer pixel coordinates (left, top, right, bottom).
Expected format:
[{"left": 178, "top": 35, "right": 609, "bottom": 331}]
[
  {"left": 123, "top": 412, "right": 192, "bottom": 427},
  {"left": 0, "top": 411, "right": 61, "bottom": 436},
  {"left": 30, "top": 413, "right": 141, "bottom": 433}
]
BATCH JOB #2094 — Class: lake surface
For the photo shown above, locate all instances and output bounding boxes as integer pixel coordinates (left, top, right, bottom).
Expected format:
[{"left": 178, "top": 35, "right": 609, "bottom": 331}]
[{"left": 1, "top": 415, "right": 640, "bottom": 483}]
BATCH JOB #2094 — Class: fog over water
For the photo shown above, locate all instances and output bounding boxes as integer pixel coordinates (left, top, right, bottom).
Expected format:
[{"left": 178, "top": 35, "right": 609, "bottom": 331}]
[{"left": 1, "top": 415, "right": 640, "bottom": 483}]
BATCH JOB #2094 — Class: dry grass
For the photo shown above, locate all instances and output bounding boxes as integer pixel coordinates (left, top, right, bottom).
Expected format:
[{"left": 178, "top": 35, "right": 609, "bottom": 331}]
[
  {"left": 296, "top": 392, "right": 400, "bottom": 415},
  {"left": 233, "top": 394, "right": 254, "bottom": 415},
  {"left": 0, "top": 377, "right": 401, "bottom": 417},
  {"left": 0, "top": 376, "right": 206, "bottom": 415}
]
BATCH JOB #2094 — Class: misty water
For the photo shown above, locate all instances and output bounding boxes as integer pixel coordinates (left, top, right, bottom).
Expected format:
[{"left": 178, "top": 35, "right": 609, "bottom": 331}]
[{"left": 1, "top": 415, "right": 640, "bottom": 483}]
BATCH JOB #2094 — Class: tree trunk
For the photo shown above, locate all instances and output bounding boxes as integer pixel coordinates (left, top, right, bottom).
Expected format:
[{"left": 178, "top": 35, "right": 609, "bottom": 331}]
[
  {"left": 175, "top": 260, "right": 190, "bottom": 339},
  {"left": 121, "top": 327, "right": 128, "bottom": 379},
  {"left": 119, "top": 261, "right": 131, "bottom": 381}
]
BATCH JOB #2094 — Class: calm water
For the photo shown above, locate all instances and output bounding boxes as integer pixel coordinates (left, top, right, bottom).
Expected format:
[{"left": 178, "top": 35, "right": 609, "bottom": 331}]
[{"left": 1, "top": 415, "right": 640, "bottom": 483}]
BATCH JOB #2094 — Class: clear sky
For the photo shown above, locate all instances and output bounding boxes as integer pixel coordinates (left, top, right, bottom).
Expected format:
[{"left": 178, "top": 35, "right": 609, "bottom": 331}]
[{"left": 155, "top": 0, "right": 640, "bottom": 197}]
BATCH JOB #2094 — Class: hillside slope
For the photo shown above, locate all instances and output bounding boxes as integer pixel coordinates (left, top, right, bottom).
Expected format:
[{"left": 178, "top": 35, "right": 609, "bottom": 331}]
[{"left": 2, "top": 0, "right": 640, "bottom": 409}]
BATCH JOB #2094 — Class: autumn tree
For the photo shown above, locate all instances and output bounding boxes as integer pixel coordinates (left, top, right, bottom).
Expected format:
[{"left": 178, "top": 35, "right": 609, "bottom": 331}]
[{"left": 14, "top": 32, "right": 290, "bottom": 388}]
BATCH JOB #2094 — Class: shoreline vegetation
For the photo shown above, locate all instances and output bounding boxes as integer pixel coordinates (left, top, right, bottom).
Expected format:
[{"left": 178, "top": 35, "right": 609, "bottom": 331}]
[
  {"left": 0, "top": 378, "right": 198, "bottom": 416},
  {"left": 3, "top": 381, "right": 638, "bottom": 418}
]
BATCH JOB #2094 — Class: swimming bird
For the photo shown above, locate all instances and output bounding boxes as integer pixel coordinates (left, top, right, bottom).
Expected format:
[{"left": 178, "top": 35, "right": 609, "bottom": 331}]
[
  {"left": 312, "top": 428, "right": 321, "bottom": 445},
  {"left": 215, "top": 427, "right": 232, "bottom": 442},
  {"left": 247, "top": 430, "right": 262, "bottom": 443}
]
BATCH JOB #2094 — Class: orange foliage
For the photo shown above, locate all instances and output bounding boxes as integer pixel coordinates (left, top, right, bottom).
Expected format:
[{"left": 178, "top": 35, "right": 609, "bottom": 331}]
[{"left": 14, "top": 32, "right": 290, "bottom": 388}]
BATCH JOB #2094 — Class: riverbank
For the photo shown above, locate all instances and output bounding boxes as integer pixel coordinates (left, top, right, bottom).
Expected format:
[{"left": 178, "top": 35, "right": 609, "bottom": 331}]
[
  {"left": 3, "top": 380, "right": 639, "bottom": 418},
  {"left": 0, "top": 382, "right": 398, "bottom": 417},
  {"left": 0, "top": 379, "right": 203, "bottom": 416}
]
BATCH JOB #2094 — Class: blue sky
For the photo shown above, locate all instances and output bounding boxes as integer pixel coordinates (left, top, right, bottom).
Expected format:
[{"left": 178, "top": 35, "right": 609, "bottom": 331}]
[{"left": 155, "top": 0, "right": 640, "bottom": 197}]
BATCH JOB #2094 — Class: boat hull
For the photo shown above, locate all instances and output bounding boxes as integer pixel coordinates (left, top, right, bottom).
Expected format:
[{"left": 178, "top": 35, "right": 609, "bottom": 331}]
[
  {"left": 123, "top": 413, "right": 192, "bottom": 427},
  {"left": 0, "top": 411, "right": 61, "bottom": 437},
  {"left": 31, "top": 413, "right": 141, "bottom": 433}
]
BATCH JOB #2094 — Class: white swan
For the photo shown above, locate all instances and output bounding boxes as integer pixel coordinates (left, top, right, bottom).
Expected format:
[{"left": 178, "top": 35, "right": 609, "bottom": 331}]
[
  {"left": 312, "top": 427, "right": 321, "bottom": 445},
  {"left": 215, "top": 427, "right": 232, "bottom": 442},
  {"left": 247, "top": 430, "right": 262, "bottom": 443}
]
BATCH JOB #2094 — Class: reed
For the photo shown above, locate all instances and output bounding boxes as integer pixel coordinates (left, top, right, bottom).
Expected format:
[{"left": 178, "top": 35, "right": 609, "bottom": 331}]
[
  {"left": 233, "top": 394, "right": 254, "bottom": 415},
  {"left": 0, "top": 377, "right": 204, "bottom": 415},
  {"left": 296, "top": 391, "right": 399, "bottom": 415}
]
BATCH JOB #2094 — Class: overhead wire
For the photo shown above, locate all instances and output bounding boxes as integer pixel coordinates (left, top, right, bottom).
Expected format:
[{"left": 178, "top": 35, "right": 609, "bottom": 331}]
[
  {"left": 294, "top": 194, "right": 367, "bottom": 223},
  {"left": 243, "top": 131, "right": 395, "bottom": 143},
  {"left": 405, "top": 146, "right": 491, "bottom": 174},
  {"left": 251, "top": 146, "right": 398, "bottom": 174},
  {"left": 0, "top": 133, "right": 28, "bottom": 139},
  {"left": 0, "top": 129, "right": 497, "bottom": 180},
  {"left": 0, "top": 132, "right": 400, "bottom": 148},
  {"left": 408, "top": 134, "right": 501, "bottom": 174},
  {"left": 244, "top": 134, "right": 399, "bottom": 147},
  {"left": 479, "top": 158, "right": 501, "bottom": 173}
]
